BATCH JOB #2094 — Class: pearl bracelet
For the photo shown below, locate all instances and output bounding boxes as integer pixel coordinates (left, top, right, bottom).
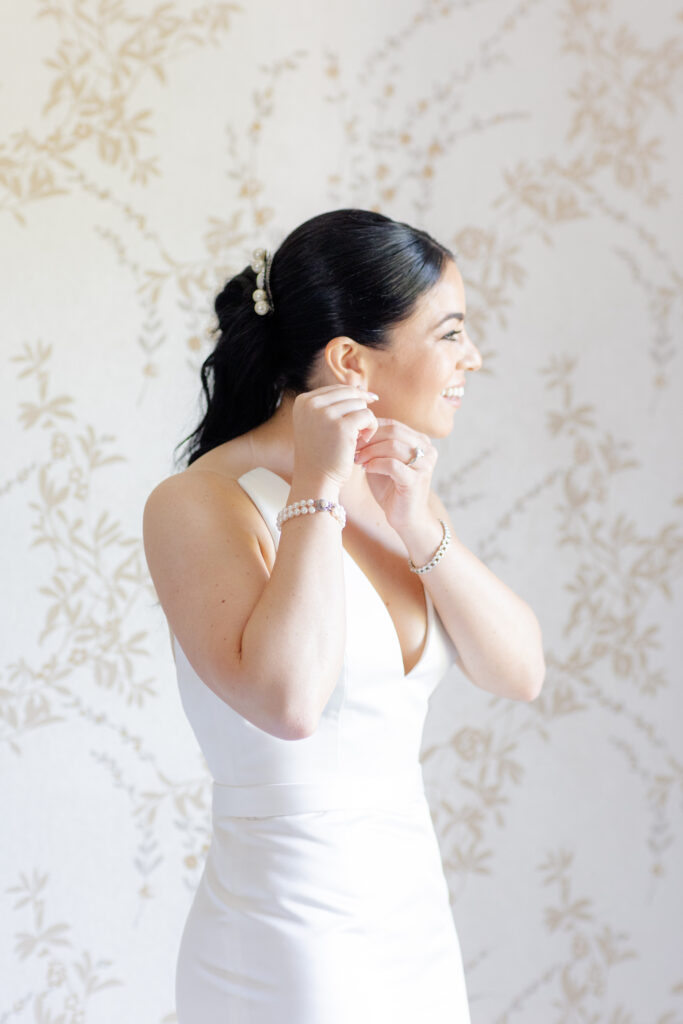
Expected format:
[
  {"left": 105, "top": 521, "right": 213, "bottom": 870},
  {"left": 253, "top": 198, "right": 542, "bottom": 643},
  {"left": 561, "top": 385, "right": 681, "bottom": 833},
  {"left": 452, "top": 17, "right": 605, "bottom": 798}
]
[
  {"left": 276, "top": 498, "right": 347, "bottom": 531},
  {"left": 408, "top": 518, "right": 451, "bottom": 574}
]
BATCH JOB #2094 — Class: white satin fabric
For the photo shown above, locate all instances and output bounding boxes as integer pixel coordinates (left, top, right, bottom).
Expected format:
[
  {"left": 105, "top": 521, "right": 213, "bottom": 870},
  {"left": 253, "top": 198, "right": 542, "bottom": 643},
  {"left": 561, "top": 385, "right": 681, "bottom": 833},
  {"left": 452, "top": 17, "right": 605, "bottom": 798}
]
[{"left": 173, "top": 467, "right": 472, "bottom": 1023}]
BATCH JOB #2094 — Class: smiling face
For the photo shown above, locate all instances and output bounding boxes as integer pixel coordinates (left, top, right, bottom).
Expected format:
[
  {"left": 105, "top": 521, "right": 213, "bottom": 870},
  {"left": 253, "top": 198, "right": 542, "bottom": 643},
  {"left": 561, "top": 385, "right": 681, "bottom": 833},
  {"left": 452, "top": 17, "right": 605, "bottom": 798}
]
[{"left": 360, "top": 258, "right": 482, "bottom": 436}]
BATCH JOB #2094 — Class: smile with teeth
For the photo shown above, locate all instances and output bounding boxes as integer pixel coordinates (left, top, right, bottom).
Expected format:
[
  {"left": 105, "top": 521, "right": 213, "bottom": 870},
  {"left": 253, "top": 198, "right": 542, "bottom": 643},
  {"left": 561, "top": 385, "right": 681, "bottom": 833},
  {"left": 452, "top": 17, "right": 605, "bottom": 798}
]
[{"left": 441, "top": 385, "right": 465, "bottom": 398}]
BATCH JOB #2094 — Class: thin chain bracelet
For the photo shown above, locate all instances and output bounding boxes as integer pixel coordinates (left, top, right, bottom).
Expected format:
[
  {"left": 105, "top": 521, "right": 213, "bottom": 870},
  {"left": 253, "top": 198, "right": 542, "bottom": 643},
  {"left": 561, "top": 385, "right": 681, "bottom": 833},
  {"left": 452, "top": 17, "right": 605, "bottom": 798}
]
[
  {"left": 408, "top": 518, "right": 451, "bottom": 574},
  {"left": 276, "top": 498, "right": 347, "bottom": 531}
]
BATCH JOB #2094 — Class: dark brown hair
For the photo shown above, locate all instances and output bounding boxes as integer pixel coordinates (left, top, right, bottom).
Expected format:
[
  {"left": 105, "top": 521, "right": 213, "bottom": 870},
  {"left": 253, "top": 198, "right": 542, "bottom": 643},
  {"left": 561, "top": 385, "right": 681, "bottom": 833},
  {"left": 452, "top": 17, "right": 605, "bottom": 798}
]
[{"left": 174, "top": 207, "right": 454, "bottom": 469}]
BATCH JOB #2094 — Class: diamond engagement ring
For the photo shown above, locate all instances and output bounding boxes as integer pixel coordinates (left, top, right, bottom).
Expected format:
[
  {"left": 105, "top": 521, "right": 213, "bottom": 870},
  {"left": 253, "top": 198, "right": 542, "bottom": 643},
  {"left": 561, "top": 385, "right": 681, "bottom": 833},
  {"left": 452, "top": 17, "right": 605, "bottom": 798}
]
[{"left": 406, "top": 446, "right": 425, "bottom": 467}]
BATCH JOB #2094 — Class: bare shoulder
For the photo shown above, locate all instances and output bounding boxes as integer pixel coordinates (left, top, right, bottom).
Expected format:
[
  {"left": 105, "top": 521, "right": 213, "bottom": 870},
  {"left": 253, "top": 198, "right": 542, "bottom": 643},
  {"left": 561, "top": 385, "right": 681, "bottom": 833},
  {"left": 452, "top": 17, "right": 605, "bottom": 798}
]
[
  {"left": 144, "top": 464, "right": 248, "bottom": 512},
  {"left": 143, "top": 463, "right": 276, "bottom": 572}
]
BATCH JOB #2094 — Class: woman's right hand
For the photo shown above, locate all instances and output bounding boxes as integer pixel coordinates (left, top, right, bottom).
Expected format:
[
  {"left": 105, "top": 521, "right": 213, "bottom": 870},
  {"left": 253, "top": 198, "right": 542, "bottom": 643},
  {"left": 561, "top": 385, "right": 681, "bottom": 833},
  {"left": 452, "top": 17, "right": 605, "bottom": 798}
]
[{"left": 292, "top": 384, "right": 380, "bottom": 489}]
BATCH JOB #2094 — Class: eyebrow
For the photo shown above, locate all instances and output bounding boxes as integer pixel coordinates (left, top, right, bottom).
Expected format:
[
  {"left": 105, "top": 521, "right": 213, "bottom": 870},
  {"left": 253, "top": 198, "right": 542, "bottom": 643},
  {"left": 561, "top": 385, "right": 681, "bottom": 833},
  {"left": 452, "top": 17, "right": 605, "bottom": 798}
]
[{"left": 432, "top": 312, "right": 465, "bottom": 329}]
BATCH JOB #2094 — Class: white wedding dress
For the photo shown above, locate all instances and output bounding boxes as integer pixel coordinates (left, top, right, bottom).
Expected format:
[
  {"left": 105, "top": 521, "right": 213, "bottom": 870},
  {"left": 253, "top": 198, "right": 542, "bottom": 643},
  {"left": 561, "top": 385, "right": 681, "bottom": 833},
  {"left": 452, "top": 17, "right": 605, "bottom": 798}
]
[{"left": 173, "top": 466, "right": 472, "bottom": 1023}]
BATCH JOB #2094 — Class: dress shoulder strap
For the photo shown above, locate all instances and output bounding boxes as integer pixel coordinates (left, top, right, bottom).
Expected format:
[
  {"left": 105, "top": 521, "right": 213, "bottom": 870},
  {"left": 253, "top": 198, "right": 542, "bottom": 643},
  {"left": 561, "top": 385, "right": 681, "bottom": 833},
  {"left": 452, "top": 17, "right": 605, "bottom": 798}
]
[{"left": 235, "top": 467, "right": 290, "bottom": 549}]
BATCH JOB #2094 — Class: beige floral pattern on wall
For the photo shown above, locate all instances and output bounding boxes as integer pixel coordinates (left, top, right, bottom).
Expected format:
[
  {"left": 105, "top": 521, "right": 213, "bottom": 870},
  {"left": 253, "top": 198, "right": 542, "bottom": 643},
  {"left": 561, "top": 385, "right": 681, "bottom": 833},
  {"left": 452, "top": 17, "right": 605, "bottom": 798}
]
[{"left": 1, "top": 0, "right": 682, "bottom": 1020}]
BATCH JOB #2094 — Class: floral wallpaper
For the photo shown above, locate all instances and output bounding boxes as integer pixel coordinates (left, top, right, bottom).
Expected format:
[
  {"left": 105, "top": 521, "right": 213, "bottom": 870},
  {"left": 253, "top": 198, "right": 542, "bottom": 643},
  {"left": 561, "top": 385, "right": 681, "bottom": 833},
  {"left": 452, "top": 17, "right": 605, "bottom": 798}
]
[{"left": 2, "top": 0, "right": 682, "bottom": 1020}]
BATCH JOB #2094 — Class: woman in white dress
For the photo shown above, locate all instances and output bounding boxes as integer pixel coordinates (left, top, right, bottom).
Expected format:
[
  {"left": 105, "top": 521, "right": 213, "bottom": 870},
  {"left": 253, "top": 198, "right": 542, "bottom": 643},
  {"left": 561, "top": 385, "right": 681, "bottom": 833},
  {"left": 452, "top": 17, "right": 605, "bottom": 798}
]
[{"left": 142, "top": 208, "right": 546, "bottom": 1023}]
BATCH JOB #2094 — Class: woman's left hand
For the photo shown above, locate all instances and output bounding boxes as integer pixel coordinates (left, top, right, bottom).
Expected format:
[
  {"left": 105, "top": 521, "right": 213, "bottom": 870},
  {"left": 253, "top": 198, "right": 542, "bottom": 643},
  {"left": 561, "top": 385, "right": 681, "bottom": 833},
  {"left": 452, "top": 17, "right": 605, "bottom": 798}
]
[{"left": 354, "top": 417, "right": 437, "bottom": 535}]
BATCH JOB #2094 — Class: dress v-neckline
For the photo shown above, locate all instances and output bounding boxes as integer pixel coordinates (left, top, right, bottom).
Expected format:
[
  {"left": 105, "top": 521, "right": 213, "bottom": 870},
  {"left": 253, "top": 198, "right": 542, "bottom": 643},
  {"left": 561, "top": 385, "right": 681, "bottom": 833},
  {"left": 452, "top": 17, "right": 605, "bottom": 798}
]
[{"left": 239, "top": 467, "right": 434, "bottom": 680}]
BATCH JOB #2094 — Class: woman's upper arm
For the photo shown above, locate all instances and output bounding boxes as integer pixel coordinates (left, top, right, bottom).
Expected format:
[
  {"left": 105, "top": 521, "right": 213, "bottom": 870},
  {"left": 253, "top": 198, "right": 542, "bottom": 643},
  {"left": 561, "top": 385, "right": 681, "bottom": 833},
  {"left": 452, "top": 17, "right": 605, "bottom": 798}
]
[{"left": 142, "top": 471, "right": 273, "bottom": 710}]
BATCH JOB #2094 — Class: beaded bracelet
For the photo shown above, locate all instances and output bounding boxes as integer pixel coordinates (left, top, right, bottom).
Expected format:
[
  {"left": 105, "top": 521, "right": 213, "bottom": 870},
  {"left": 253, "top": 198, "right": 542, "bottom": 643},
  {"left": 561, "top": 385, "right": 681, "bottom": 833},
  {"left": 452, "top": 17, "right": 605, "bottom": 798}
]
[
  {"left": 408, "top": 518, "right": 451, "bottom": 574},
  {"left": 276, "top": 498, "right": 347, "bottom": 531}
]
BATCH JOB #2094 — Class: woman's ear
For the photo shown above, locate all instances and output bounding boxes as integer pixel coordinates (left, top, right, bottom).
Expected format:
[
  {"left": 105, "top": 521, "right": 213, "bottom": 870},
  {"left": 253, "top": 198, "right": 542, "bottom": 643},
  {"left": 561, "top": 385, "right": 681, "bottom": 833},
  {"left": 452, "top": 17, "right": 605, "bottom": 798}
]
[{"left": 324, "top": 336, "right": 367, "bottom": 388}]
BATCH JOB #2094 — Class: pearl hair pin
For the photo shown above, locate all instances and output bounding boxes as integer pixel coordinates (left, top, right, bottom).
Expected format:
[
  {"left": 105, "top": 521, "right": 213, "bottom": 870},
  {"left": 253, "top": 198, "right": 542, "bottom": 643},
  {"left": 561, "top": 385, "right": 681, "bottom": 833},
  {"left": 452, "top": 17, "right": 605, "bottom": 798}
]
[{"left": 251, "top": 247, "right": 274, "bottom": 315}]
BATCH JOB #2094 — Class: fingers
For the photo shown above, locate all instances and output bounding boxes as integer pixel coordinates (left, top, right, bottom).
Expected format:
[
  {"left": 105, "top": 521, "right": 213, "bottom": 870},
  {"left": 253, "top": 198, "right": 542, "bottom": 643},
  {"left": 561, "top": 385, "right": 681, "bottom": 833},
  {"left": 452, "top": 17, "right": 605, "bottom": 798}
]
[
  {"left": 309, "top": 391, "right": 379, "bottom": 414},
  {"left": 364, "top": 417, "right": 430, "bottom": 449},
  {"left": 357, "top": 436, "right": 434, "bottom": 467},
  {"left": 305, "top": 384, "right": 378, "bottom": 405}
]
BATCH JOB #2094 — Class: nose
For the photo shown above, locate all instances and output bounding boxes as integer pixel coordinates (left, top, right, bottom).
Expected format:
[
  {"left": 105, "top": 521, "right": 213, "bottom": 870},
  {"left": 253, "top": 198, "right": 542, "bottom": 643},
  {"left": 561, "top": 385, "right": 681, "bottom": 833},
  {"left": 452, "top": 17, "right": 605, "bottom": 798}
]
[{"left": 456, "top": 333, "right": 483, "bottom": 372}]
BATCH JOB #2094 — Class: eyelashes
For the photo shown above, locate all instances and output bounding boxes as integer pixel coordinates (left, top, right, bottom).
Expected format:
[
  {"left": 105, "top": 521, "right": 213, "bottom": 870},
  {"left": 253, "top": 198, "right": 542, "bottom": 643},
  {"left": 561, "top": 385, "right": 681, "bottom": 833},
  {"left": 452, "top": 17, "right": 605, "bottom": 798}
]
[{"left": 443, "top": 330, "right": 464, "bottom": 341}]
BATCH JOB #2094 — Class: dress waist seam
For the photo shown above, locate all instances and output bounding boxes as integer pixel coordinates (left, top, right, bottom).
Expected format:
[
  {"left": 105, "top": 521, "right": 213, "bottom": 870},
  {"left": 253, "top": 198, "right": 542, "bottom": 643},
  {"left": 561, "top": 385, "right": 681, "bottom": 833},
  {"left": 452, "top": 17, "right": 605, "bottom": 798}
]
[{"left": 211, "top": 766, "right": 426, "bottom": 818}]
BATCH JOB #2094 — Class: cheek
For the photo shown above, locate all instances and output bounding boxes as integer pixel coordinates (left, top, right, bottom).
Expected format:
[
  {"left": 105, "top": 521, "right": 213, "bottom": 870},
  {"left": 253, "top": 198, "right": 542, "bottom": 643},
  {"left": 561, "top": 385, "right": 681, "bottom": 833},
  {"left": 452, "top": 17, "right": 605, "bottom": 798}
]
[
  {"left": 408, "top": 352, "right": 444, "bottom": 391},
  {"left": 380, "top": 346, "right": 442, "bottom": 393}
]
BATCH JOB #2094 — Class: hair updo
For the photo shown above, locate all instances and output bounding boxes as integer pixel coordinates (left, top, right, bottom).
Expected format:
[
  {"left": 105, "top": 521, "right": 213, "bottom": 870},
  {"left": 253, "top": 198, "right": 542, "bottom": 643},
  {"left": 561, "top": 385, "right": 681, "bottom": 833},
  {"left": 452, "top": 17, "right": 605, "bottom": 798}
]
[{"left": 174, "top": 207, "right": 455, "bottom": 469}]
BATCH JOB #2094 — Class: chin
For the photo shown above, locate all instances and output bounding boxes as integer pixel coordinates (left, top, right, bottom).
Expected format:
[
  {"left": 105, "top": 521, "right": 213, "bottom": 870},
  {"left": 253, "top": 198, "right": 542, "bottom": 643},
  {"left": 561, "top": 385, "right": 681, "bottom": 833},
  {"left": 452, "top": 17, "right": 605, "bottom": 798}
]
[
  {"left": 388, "top": 400, "right": 456, "bottom": 439},
  {"left": 401, "top": 414, "right": 452, "bottom": 440},
  {"left": 428, "top": 421, "right": 454, "bottom": 439}
]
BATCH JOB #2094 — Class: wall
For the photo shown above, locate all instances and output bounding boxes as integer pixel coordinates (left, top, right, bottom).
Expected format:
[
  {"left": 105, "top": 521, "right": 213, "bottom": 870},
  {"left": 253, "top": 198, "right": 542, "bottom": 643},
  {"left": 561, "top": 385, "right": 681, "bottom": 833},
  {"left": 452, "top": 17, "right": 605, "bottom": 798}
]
[{"left": 1, "top": 0, "right": 682, "bottom": 1020}]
